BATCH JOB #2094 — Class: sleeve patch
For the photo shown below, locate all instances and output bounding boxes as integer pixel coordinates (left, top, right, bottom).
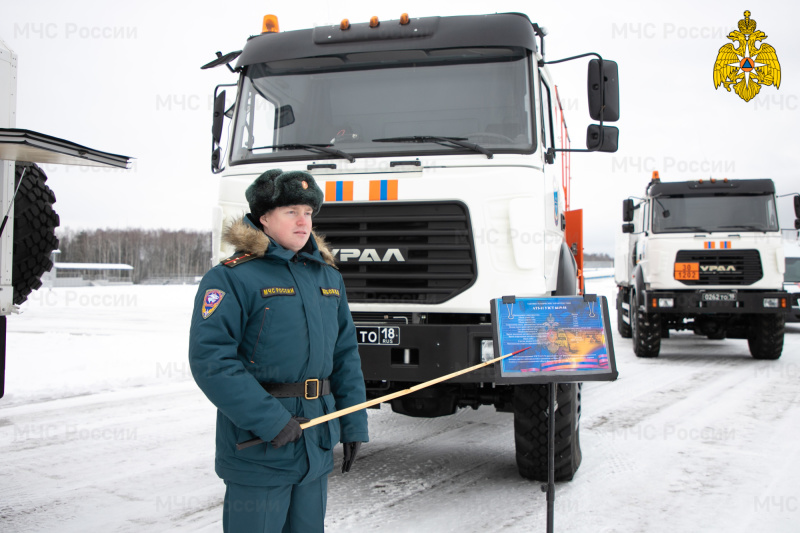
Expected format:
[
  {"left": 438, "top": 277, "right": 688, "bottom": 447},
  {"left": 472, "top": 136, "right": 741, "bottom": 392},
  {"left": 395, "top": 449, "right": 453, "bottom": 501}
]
[{"left": 202, "top": 289, "right": 226, "bottom": 319}]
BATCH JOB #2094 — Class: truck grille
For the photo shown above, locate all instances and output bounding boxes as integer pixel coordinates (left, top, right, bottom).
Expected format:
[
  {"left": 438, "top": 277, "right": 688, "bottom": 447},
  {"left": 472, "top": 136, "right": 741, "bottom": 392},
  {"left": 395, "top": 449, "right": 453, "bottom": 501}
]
[
  {"left": 675, "top": 249, "right": 763, "bottom": 285},
  {"left": 313, "top": 201, "right": 477, "bottom": 303}
]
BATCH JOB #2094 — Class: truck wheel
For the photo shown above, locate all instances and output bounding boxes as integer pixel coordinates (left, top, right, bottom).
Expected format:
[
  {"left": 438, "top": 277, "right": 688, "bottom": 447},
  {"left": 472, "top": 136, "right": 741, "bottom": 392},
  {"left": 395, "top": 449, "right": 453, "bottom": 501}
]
[
  {"left": 11, "top": 163, "right": 60, "bottom": 305},
  {"left": 616, "top": 287, "right": 632, "bottom": 338},
  {"left": 747, "top": 314, "right": 784, "bottom": 360},
  {"left": 631, "top": 292, "right": 660, "bottom": 357},
  {"left": 513, "top": 383, "right": 582, "bottom": 482}
]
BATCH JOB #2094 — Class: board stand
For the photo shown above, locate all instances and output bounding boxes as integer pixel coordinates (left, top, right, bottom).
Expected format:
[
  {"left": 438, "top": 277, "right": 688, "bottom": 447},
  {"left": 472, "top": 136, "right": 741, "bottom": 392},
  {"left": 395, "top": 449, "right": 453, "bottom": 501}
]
[
  {"left": 544, "top": 381, "right": 556, "bottom": 533},
  {"left": 491, "top": 293, "right": 618, "bottom": 533}
]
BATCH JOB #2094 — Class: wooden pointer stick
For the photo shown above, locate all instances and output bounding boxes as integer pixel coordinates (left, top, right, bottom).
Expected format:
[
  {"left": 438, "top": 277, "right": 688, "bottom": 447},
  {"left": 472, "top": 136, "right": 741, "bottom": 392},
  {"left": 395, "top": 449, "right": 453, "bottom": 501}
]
[{"left": 236, "top": 346, "right": 530, "bottom": 450}]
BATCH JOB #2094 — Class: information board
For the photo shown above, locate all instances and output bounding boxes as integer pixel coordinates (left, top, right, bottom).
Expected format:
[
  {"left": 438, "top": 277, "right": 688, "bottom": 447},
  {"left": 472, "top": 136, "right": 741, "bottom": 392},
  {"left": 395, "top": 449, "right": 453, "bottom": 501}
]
[{"left": 490, "top": 295, "right": 618, "bottom": 384}]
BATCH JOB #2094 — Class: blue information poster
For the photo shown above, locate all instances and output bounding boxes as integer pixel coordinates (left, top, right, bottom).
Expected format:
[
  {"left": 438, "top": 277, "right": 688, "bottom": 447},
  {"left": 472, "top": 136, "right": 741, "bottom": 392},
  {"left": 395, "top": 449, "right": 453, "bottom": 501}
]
[{"left": 490, "top": 295, "right": 618, "bottom": 383}]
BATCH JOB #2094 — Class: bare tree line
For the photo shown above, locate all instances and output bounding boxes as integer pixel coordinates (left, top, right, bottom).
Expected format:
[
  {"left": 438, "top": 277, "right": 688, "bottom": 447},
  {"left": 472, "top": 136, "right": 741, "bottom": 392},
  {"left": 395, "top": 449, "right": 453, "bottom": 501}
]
[
  {"left": 584, "top": 252, "right": 612, "bottom": 262},
  {"left": 56, "top": 228, "right": 211, "bottom": 283},
  {"left": 55, "top": 228, "right": 612, "bottom": 284}
]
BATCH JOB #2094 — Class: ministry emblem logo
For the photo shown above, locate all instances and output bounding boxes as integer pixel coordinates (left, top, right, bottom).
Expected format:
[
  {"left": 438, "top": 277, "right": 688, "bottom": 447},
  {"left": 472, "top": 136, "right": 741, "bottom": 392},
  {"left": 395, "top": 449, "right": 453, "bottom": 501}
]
[{"left": 713, "top": 10, "right": 781, "bottom": 102}]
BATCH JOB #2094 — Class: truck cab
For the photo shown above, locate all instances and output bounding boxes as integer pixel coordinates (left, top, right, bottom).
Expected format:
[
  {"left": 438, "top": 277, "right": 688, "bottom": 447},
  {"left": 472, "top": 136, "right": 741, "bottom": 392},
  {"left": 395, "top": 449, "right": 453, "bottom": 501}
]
[{"left": 205, "top": 12, "right": 619, "bottom": 481}]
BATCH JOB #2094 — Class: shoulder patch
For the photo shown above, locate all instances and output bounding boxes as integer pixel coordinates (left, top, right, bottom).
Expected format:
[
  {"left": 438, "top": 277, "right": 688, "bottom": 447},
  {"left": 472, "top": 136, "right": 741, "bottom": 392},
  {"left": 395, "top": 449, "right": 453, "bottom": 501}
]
[
  {"left": 320, "top": 287, "right": 340, "bottom": 297},
  {"left": 262, "top": 287, "right": 296, "bottom": 298},
  {"left": 202, "top": 289, "right": 226, "bottom": 319},
  {"left": 221, "top": 252, "right": 258, "bottom": 268}
]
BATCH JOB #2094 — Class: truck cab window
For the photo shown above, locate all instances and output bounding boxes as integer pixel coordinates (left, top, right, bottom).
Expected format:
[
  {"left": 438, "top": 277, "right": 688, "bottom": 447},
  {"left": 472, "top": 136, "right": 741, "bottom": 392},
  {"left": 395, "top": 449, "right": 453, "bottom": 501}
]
[
  {"left": 539, "top": 74, "right": 555, "bottom": 151},
  {"left": 651, "top": 194, "right": 780, "bottom": 233},
  {"left": 632, "top": 201, "right": 645, "bottom": 233},
  {"left": 235, "top": 82, "right": 277, "bottom": 157},
  {"left": 231, "top": 48, "right": 535, "bottom": 163}
]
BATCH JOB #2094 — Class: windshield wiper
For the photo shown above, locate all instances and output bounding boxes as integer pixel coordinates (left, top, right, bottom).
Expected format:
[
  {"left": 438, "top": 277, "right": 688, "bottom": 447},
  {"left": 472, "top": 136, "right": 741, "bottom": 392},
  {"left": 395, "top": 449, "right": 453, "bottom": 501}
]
[
  {"left": 717, "top": 225, "right": 768, "bottom": 232},
  {"left": 372, "top": 136, "right": 493, "bottom": 159},
  {"left": 252, "top": 143, "right": 355, "bottom": 163},
  {"left": 665, "top": 226, "right": 710, "bottom": 232}
]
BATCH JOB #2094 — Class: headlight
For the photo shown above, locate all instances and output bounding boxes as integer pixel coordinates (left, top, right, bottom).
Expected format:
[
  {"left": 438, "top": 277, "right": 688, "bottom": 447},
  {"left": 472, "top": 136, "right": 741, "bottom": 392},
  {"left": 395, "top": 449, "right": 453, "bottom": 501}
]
[
  {"left": 763, "top": 298, "right": 779, "bottom": 308},
  {"left": 657, "top": 298, "right": 674, "bottom": 308}
]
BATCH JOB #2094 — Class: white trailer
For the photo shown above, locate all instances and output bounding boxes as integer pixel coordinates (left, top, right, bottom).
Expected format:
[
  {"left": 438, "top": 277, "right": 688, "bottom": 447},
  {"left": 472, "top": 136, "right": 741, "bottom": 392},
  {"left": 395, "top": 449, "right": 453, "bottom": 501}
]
[{"left": 0, "top": 37, "right": 131, "bottom": 398}]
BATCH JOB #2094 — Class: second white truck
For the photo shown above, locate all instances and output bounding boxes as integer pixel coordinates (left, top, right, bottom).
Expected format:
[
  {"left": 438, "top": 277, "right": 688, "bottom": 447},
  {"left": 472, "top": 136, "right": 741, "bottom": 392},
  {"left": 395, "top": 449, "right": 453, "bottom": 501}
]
[{"left": 615, "top": 172, "right": 797, "bottom": 359}]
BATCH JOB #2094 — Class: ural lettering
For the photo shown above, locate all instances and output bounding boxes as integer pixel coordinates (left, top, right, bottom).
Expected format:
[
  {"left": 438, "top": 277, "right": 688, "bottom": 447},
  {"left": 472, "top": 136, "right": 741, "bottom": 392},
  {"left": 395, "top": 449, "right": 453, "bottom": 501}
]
[
  {"left": 701, "top": 265, "right": 736, "bottom": 272},
  {"left": 332, "top": 248, "right": 406, "bottom": 262}
]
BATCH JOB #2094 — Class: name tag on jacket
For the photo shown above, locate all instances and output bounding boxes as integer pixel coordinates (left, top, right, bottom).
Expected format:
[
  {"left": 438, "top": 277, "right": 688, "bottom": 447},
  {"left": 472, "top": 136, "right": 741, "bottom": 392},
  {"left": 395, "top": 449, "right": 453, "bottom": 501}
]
[{"left": 261, "top": 287, "right": 296, "bottom": 298}]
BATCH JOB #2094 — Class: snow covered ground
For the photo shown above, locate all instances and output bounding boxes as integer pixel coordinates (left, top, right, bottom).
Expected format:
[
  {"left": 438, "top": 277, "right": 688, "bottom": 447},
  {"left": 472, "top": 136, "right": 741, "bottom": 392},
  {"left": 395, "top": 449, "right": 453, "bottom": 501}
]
[{"left": 2, "top": 277, "right": 799, "bottom": 532}]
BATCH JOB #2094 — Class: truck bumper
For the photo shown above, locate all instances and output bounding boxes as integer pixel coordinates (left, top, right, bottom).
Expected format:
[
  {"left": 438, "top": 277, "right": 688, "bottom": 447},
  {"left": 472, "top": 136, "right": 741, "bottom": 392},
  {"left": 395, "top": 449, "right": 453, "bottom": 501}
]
[
  {"left": 357, "top": 323, "right": 494, "bottom": 384},
  {"left": 643, "top": 290, "right": 793, "bottom": 315}
]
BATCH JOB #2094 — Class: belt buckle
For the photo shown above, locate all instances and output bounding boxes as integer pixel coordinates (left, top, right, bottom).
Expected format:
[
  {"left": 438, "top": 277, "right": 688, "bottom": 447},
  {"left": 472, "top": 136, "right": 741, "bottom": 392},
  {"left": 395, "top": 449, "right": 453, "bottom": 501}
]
[{"left": 304, "top": 379, "right": 321, "bottom": 400}]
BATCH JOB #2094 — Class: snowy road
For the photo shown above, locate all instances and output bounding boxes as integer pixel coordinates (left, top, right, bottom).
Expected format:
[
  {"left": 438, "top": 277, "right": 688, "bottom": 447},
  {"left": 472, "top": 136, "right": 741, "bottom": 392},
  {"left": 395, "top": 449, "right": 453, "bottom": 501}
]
[{"left": 2, "top": 279, "right": 799, "bottom": 532}]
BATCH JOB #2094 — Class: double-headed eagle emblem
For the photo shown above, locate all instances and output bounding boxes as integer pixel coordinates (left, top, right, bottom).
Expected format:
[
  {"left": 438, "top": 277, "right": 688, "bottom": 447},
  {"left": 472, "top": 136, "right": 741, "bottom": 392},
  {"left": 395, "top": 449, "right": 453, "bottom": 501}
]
[{"left": 713, "top": 11, "right": 781, "bottom": 102}]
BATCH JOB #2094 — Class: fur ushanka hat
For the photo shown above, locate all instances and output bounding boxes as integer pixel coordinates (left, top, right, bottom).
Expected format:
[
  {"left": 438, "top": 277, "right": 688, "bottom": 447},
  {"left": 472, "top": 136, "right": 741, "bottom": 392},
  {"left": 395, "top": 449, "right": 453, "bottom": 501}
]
[{"left": 245, "top": 169, "right": 324, "bottom": 219}]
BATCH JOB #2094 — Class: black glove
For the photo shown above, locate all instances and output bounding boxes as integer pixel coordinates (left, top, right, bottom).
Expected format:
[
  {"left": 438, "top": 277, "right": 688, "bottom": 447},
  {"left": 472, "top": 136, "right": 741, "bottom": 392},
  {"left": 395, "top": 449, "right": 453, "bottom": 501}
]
[
  {"left": 342, "top": 442, "right": 362, "bottom": 473},
  {"left": 270, "top": 417, "right": 310, "bottom": 449}
]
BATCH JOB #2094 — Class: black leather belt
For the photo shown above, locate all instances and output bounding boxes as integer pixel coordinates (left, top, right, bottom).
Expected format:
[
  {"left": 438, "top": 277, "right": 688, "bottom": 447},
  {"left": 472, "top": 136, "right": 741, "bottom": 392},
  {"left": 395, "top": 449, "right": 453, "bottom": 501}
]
[{"left": 261, "top": 379, "right": 330, "bottom": 400}]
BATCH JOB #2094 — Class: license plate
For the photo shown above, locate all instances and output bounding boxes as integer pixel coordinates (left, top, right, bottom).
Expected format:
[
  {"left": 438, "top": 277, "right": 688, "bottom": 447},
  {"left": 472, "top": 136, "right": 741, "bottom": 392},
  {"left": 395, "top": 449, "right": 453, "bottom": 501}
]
[
  {"left": 356, "top": 326, "right": 400, "bottom": 345},
  {"left": 702, "top": 292, "right": 736, "bottom": 302}
]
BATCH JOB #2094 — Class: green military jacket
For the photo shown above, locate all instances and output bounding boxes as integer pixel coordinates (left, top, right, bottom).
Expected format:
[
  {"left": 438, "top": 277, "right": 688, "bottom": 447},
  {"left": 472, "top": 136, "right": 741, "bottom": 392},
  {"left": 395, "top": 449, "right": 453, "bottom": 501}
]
[{"left": 189, "top": 215, "right": 369, "bottom": 486}]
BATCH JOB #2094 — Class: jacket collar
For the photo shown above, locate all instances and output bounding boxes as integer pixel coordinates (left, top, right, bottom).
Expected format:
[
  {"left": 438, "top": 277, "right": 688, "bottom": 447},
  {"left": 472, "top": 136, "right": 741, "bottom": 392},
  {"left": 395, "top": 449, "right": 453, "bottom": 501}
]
[{"left": 223, "top": 215, "right": 337, "bottom": 267}]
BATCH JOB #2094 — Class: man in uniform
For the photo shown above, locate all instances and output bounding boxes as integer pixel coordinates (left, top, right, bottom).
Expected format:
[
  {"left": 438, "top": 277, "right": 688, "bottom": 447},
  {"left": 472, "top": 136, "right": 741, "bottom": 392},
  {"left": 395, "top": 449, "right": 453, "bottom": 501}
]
[{"left": 189, "top": 169, "right": 368, "bottom": 532}]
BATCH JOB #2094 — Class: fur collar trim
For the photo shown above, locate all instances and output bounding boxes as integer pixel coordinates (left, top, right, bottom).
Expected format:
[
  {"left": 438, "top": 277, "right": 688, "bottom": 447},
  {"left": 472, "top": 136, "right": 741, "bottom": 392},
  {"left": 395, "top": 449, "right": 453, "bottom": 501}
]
[{"left": 222, "top": 218, "right": 337, "bottom": 267}]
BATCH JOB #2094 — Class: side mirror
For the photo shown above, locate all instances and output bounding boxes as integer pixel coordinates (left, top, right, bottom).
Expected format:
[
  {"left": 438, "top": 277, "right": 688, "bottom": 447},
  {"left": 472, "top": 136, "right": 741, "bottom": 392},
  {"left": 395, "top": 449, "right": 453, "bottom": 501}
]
[
  {"left": 211, "top": 90, "right": 227, "bottom": 172},
  {"left": 211, "top": 89, "right": 232, "bottom": 174},
  {"left": 586, "top": 125, "right": 618, "bottom": 152},
  {"left": 622, "top": 223, "right": 634, "bottom": 234},
  {"left": 212, "top": 90, "right": 226, "bottom": 146},
  {"left": 794, "top": 195, "right": 800, "bottom": 218},
  {"left": 588, "top": 59, "right": 619, "bottom": 122},
  {"left": 795, "top": 219, "right": 800, "bottom": 230},
  {"left": 622, "top": 199, "right": 634, "bottom": 222}
]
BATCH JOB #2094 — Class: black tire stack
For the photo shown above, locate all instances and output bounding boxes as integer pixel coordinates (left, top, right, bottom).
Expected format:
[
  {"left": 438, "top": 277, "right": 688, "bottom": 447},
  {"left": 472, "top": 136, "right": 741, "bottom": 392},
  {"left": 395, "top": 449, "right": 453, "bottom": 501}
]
[{"left": 11, "top": 163, "right": 59, "bottom": 305}]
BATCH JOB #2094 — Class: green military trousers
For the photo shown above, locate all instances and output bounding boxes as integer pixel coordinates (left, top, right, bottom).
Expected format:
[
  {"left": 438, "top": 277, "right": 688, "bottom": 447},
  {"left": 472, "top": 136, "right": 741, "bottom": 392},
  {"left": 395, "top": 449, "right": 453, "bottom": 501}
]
[{"left": 222, "top": 476, "right": 328, "bottom": 533}]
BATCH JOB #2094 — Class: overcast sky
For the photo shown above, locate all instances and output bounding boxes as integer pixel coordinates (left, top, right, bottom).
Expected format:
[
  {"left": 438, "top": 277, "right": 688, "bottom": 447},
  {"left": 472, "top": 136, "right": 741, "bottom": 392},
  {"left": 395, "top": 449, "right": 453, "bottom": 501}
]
[{"left": 2, "top": 0, "right": 798, "bottom": 254}]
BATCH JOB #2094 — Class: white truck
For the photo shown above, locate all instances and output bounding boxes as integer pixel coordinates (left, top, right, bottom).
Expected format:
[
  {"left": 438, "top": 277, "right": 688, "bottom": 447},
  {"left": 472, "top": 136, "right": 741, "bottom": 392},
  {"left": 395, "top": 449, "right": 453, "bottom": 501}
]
[
  {"left": 615, "top": 172, "right": 798, "bottom": 359},
  {"left": 204, "top": 12, "right": 619, "bottom": 481},
  {"left": 783, "top": 237, "right": 800, "bottom": 322},
  {"left": 0, "top": 37, "right": 131, "bottom": 398}
]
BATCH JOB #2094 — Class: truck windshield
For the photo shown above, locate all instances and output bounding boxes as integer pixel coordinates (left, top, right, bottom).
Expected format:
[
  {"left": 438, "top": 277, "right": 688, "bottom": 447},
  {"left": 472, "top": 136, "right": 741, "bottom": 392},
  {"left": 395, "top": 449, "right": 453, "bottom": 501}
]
[
  {"left": 230, "top": 47, "right": 534, "bottom": 164},
  {"left": 652, "top": 194, "right": 780, "bottom": 233}
]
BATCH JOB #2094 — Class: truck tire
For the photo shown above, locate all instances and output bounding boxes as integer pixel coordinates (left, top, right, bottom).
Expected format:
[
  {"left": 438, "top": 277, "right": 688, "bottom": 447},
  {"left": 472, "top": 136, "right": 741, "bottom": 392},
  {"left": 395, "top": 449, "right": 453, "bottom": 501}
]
[
  {"left": 11, "top": 163, "right": 60, "bottom": 305},
  {"left": 747, "top": 314, "right": 784, "bottom": 360},
  {"left": 616, "top": 287, "right": 632, "bottom": 338},
  {"left": 631, "top": 292, "right": 660, "bottom": 357},
  {"left": 513, "top": 383, "right": 582, "bottom": 482}
]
